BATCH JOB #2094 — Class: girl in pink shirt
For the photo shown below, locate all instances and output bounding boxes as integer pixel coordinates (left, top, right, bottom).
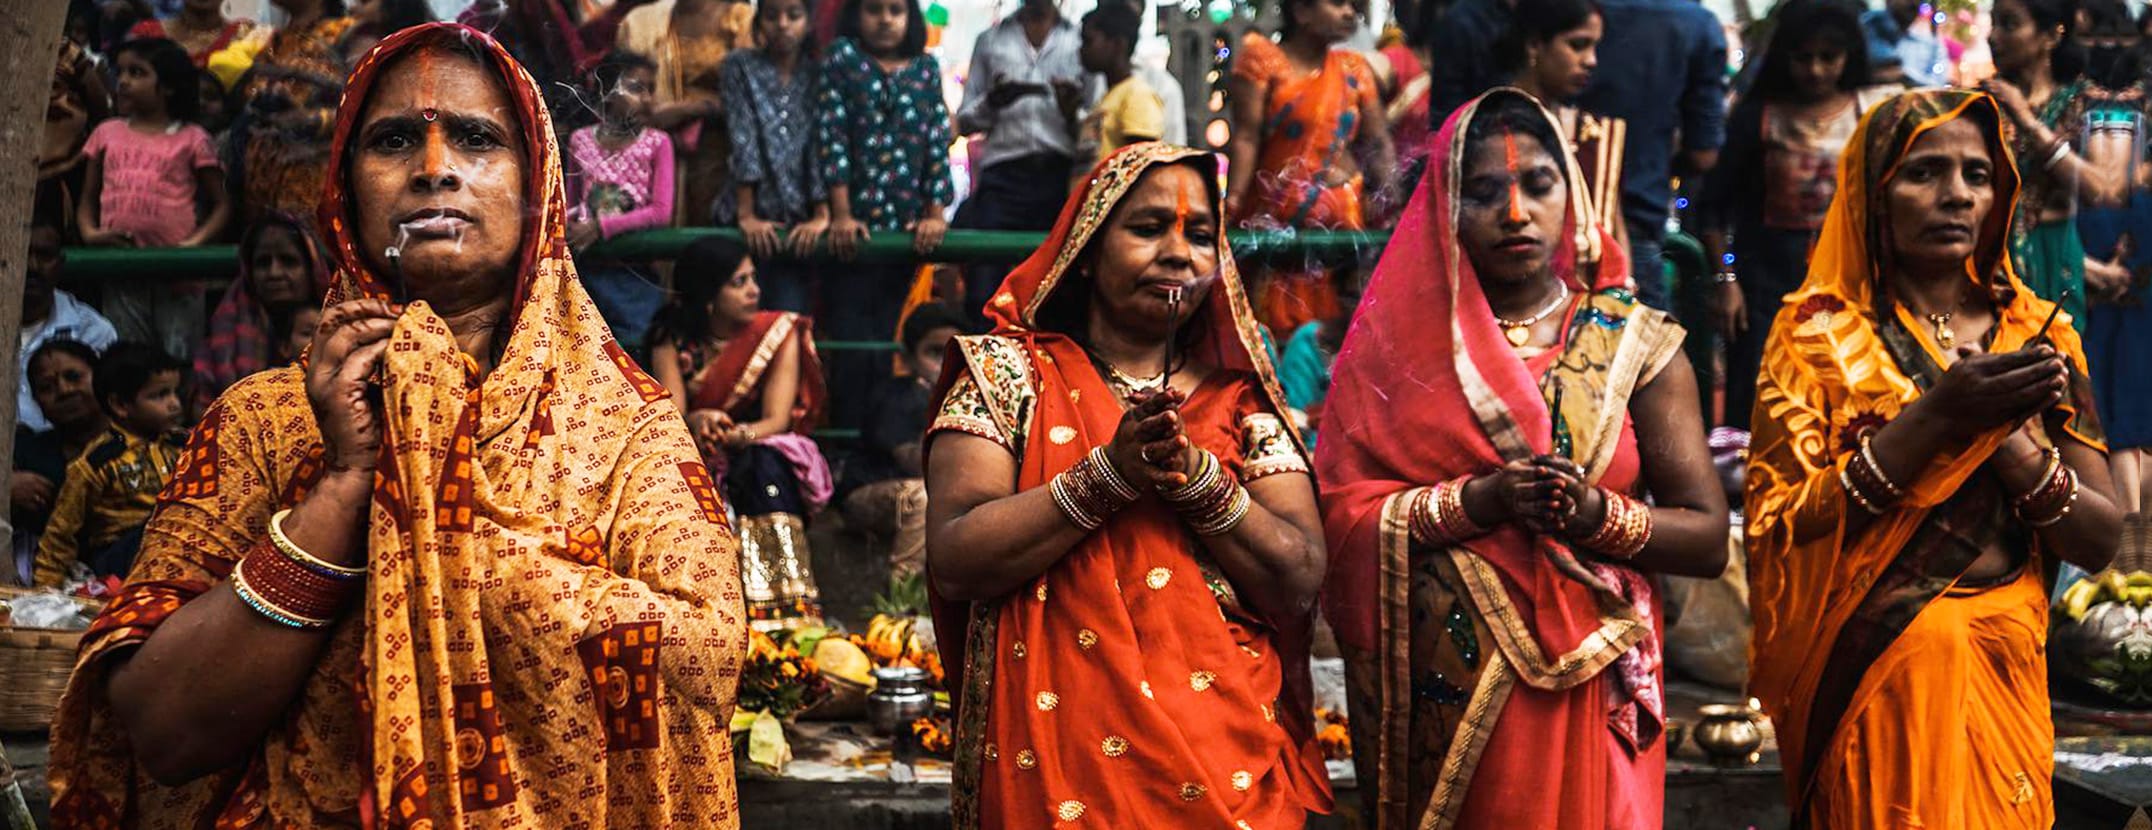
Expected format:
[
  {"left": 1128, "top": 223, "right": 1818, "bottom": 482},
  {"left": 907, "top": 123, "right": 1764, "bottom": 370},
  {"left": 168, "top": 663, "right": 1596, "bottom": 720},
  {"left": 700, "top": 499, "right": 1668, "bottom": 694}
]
[
  {"left": 565, "top": 51, "right": 676, "bottom": 357},
  {"left": 77, "top": 37, "right": 230, "bottom": 360}
]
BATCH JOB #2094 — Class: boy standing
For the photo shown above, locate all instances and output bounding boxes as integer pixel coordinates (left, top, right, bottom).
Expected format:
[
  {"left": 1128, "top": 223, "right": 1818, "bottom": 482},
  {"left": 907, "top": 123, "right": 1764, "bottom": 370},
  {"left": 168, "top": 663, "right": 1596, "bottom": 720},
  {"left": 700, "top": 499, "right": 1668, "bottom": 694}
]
[
  {"left": 34, "top": 344, "right": 187, "bottom": 587},
  {"left": 1071, "top": 2, "right": 1164, "bottom": 188}
]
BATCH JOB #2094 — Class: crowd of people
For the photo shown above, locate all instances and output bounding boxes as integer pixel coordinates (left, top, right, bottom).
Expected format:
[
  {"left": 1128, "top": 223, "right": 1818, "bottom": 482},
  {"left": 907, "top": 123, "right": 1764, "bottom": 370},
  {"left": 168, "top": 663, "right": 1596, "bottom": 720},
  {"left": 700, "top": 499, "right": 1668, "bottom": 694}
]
[{"left": 9, "top": 0, "right": 2152, "bottom": 827}]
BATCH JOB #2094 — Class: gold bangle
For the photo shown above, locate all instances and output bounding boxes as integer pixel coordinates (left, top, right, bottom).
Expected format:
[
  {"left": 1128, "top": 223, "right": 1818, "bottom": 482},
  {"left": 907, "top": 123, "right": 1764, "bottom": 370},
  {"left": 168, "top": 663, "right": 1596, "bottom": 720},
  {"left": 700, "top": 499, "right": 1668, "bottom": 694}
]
[{"left": 269, "top": 508, "right": 367, "bottom": 580}]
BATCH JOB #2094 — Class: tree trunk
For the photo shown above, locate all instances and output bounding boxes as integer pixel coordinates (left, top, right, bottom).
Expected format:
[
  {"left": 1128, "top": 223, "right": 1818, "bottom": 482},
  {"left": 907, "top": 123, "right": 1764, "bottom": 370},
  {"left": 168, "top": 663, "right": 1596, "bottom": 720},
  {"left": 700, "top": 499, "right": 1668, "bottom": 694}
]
[{"left": 0, "top": 0, "right": 71, "bottom": 571}]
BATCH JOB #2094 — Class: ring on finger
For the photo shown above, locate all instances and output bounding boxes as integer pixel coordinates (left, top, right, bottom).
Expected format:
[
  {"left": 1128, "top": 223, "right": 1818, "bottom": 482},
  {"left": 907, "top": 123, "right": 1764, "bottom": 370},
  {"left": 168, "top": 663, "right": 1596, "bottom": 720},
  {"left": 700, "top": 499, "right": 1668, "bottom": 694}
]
[{"left": 1141, "top": 446, "right": 1166, "bottom": 463}]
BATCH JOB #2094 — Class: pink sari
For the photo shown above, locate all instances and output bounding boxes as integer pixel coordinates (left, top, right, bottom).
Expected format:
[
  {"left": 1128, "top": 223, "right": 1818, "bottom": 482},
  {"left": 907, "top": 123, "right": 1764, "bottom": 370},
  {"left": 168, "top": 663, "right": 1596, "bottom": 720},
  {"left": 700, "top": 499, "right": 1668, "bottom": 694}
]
[{"left": 1315, "top": 89, "right": 1686, "bottom": 829}]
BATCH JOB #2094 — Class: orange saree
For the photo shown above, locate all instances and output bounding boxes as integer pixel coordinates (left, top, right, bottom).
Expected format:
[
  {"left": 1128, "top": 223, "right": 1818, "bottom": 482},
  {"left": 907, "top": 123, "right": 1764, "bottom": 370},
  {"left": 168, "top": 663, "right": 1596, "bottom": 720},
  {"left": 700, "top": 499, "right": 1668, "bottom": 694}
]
[
  {"left": 1231, "top": 31, "right": 1379, "bottom": 336},
  {"left": 48, "top": 25, "right": 749, "bottom": 828},
  {"left": 1317, "top": 89, "right": 1686, "bottom": 830},
  {"left": 1746, "top": 90, "right": 2106, "bottom": 830},
  {"left": 928, "top": 144, "right": 1332, "bottom": 829}
]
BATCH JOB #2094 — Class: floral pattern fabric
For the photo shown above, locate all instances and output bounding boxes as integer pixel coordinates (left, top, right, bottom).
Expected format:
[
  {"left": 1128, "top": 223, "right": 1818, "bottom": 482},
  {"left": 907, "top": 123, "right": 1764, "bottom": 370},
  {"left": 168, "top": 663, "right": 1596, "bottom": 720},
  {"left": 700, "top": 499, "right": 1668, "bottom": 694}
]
[{"left": 813, "top": 38, "right": 954, "bottom": 231}]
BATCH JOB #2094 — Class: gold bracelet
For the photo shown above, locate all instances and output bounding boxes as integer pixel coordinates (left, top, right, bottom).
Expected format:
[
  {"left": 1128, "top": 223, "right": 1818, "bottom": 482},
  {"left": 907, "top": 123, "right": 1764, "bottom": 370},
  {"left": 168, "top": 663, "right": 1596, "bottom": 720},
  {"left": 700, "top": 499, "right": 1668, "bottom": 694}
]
[{"left": 269, "top": 508, "right": 367, "bottom": 580}]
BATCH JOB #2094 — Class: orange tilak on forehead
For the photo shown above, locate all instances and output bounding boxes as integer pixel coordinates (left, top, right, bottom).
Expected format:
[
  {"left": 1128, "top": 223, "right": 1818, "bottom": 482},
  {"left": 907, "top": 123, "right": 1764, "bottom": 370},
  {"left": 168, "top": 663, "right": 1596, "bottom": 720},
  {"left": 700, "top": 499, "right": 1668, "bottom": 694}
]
[
  {"left": 416, "top": 49, "right": 447, "bottom": 172},
  {"left": 1504, "top": 132, "right": 1529, "bottom": 224}
]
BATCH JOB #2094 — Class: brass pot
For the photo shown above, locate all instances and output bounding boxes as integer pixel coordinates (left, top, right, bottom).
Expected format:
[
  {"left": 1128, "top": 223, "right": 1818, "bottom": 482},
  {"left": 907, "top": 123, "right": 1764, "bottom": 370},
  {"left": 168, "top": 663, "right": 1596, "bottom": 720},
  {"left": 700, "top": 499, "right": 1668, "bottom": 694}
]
[{"left": 1693, "top": 704, "right": 1764, "bottom": 766}]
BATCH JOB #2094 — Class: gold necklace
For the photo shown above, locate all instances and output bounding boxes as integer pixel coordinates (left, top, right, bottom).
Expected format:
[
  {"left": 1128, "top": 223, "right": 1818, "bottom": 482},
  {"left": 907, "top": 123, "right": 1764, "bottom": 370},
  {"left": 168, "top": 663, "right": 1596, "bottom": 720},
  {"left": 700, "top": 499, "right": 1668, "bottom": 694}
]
[
  {"left": 1925, "top": 311, "right": 1956, "bottom": 349},
  {"left": 1093, "top": 356, "right": 1165, "bottom": 396},
  {"left": 1493, "top": 283, "right": 1571, "bottom": 347}
]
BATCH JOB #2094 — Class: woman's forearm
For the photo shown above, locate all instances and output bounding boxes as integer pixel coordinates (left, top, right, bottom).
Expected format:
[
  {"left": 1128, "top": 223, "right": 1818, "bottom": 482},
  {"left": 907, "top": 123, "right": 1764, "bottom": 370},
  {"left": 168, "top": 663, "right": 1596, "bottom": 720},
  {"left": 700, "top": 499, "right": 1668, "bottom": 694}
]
[
  {"left": 104, "top": 470, "right": 372, "bottom": 785},
  {"left": 1620, "top": 504, "right": 1730, "bottom": 578},
  {"left": 1192, "top": 489, "right": 1324, "bottom": 621},
  {"left": 926, "top": 485, "right": 1090, "bottom": 602}
]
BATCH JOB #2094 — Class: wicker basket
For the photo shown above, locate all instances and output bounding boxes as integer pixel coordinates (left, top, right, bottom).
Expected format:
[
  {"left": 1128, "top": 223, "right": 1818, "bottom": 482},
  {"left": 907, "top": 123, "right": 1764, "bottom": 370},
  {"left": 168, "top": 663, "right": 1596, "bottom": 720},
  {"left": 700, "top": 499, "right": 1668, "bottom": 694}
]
[{"left": 0, "top": 588, "right": 100, "bottom": 733}]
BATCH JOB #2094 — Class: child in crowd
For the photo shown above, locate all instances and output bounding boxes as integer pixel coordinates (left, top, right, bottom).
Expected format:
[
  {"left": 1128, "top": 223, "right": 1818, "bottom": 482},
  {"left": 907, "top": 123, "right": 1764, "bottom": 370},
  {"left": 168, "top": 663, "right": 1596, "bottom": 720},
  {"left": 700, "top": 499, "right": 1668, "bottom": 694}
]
[
  {"left": 815, "top": 0, "right": 951, "bottom": 425},
  {"left": 1071, "top": 3, "right": 1164, "bottom": 188},
  {"left": 567, "top": 50, "right": 675, "bottom": 357},
  {"left": 76, "top": 37, "right": 229, "bottom": 362},
  {"left": 841, "top": 304, "right": 961, "bottom": 577},
  {"left": 717, "top": 0, "right": 829, "bottom": 312},
  {"left": 279, "top": 306, "right": 322, "bottom": 366},
  {"left": 33, "top": 343, "right": 187, "bottom": 588},
  {"left": 195, "top": 213, "right": 328, "bottom": 409}
]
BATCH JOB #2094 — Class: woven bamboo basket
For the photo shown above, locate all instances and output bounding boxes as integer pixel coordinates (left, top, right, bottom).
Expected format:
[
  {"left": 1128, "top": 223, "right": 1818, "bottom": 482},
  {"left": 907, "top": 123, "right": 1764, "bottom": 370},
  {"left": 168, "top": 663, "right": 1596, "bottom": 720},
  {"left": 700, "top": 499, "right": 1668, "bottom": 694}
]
[{"left": 0, "top": 587, "right": 100, "bottom": 733}]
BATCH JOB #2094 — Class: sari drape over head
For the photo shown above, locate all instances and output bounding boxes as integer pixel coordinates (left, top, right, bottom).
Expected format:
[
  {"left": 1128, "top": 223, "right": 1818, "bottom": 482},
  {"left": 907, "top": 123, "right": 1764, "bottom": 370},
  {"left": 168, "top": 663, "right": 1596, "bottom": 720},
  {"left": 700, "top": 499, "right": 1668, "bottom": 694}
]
[
  {"left": 928, "top": 143, "right": 1332, "bottom": 829},
  {"left": 1745, "top": 89, "right": 2104, "bottom": 830},
  {"left": 193, "top": 212, "right": 332, "bottom": 409},
  {"left": 49, "top": 24, "right": 750, "bottom": 828},
  {"left": 1316, "top": 89, "right": 1687, "bottom": 830}
]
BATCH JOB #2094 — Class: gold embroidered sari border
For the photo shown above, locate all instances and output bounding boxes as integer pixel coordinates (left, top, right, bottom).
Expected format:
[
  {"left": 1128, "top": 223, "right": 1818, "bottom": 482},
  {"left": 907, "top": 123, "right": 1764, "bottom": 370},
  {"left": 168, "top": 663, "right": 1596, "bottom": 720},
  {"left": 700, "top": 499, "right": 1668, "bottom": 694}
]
[
  {"left": 1418, "top": 649, "right": 1516, "bottom": 830},
  {"left": 1376, "top": 491, "right": 1421, "bottom": 827},
  {"left": 1447, "top": 550, "right": 1643, "bottom": 690},
  {"left": 725, "top": 314, "right": 795, "bottom": 412}
]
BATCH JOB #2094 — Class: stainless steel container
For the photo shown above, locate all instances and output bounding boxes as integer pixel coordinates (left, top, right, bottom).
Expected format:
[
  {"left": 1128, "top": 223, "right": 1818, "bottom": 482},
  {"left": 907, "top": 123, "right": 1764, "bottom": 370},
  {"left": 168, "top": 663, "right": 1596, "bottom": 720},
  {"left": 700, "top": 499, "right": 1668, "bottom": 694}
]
[{"left": 867, "top": 666, "right": 933, "bottom": 737}]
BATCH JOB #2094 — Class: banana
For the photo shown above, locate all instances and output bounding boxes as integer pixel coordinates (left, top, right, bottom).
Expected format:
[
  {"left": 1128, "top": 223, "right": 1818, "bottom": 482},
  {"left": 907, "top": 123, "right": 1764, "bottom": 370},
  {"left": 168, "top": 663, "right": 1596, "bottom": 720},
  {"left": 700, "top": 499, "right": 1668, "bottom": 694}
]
[{"left": 2062, "top": 580, "right": 2100, "bottom": 620}]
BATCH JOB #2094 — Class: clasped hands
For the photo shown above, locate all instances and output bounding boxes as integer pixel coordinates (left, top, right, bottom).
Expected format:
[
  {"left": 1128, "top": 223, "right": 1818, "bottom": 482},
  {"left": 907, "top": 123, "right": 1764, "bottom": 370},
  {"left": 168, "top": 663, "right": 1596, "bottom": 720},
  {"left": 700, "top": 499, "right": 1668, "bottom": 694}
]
[
  {"left": 1469, "top": 455, "right": 1606, "bottom": 541},
  {"left": 1102, "top": 388, "right": 1204, "bottom": 492},
  {"left": 686, "top": 409, "right": 757, "bottom": 455}
]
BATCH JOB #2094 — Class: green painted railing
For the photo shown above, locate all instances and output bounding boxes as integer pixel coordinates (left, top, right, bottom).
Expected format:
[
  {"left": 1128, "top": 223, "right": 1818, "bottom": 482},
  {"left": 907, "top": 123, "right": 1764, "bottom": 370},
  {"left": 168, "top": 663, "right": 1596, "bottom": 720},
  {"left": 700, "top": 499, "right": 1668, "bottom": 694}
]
[{"left": 61, "top": 228, "right": 1392, "bottom": 281}]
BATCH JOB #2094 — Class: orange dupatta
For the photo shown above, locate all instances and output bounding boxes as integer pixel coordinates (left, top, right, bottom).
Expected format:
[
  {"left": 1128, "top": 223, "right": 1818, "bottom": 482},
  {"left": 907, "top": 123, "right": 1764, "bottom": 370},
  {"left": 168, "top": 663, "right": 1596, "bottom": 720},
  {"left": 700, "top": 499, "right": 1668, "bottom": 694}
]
[
  {"left": 929, "top": 143, "right": 1332, "bottom": 829},
  {"left": 50, "top": 25, "right": 749, "bottom": 828},
  {"left": 1745, "top": 90, "right": 2104, "bottom": 826}
]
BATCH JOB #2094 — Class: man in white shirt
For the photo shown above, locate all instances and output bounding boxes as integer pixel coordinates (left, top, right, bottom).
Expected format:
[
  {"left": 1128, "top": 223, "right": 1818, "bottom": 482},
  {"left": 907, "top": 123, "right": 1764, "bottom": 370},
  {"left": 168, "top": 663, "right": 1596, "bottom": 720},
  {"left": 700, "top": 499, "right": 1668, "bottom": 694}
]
[
  {"left": 18, "top": 206, "right": 120, "bottom": 434},
  {"left": 954, "top": 0, "right": 1086, "bottom": 320}
]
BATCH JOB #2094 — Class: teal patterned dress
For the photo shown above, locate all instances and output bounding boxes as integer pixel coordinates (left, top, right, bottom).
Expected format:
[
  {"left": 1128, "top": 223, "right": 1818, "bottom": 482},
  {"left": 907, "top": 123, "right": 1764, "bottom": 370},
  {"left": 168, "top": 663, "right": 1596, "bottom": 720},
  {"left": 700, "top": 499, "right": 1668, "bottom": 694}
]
[{"left": 812, "top": 38, "right": 956, "bottom": 231}]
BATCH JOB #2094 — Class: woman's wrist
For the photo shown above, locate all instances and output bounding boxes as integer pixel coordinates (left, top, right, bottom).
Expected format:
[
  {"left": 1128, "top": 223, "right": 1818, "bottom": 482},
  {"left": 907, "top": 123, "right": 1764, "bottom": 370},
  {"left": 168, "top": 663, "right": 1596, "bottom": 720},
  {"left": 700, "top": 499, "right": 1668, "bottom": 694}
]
[{"left": 1459, "top": 475, "right": 1507, "bottom": 528}]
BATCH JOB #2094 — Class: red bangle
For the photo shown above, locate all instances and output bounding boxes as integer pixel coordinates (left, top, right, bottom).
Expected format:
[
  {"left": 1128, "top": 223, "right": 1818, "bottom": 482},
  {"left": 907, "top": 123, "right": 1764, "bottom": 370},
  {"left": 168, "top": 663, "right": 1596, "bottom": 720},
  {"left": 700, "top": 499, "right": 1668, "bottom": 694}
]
[{"left": 234, "top": 539, "right": 357, "bottom": 625}]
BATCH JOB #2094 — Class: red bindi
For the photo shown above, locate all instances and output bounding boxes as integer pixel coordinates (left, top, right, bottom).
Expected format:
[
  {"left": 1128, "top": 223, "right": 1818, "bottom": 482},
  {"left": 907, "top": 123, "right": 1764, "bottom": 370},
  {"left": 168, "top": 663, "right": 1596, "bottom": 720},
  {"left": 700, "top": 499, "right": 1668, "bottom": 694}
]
[
  {"left": 1173, "top": 186, "right": 1190, "bottom": 239},
  {"left": 421, "top": 108, "right": 438, "bottom": 122}
]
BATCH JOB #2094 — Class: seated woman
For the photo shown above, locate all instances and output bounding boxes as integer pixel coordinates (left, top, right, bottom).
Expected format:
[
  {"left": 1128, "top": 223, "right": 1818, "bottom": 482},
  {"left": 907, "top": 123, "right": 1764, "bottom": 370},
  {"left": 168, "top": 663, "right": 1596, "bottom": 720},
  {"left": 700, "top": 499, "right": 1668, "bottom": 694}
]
[
  {"left": 11, "top": 340, "right": 108, "bottom": 584},
  {"left": 651, "top": 237, "right": 831, "bottom": 630},
  {"left": 925, "top": 144, "right": 1333, "bottom": 828},
  {"left": 1319, "top": 90, "right": 1730, "bottom": 829},
  {"left": 1747, "top": 89, "right": 2121, "bottom": 829},
  {"left": 193, "top": 212, "right": 331, "bottom": 411},
  {"left": 48, "top": 24, "right": 748, "bottom": 827}
]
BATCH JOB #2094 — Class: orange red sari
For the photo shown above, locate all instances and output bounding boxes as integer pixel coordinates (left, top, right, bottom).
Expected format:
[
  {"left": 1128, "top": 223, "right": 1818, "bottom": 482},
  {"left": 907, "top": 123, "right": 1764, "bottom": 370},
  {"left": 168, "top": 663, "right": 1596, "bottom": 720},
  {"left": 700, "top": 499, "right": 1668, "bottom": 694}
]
[
  {"left": 1231, "top": 31, "right": 1379, "bottom": 336},
  {"left": 49, "top": 25, "right": 749, "bottom": 828},
  {"left": 928, "top": 144, "right": 1331, "bottom": 829},
  {"left": 1317, "top": 90, "right": 1685, "bottom": 830},
  {"left": 1746, "top": 90, "right": 2105, "bottom": 830}
]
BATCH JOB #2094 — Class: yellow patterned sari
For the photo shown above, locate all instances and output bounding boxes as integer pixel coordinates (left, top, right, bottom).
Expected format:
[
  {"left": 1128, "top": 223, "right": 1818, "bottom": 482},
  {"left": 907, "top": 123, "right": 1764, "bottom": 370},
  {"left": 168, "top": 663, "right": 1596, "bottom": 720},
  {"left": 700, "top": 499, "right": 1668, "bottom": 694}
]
[{"left": 49, "top": 24, "right": 749, "bottom": 828}]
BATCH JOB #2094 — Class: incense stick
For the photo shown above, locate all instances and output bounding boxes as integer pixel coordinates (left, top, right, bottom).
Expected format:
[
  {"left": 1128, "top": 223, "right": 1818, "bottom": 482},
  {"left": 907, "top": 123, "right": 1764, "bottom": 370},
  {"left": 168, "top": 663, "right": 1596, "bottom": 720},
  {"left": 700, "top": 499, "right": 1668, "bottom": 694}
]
[
  {"left": 1160, "top": 285, "right": 1183, "bottom": 392},
  {"left": 2026, "top": 288, "right": 2072, "bottom": 348}
]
